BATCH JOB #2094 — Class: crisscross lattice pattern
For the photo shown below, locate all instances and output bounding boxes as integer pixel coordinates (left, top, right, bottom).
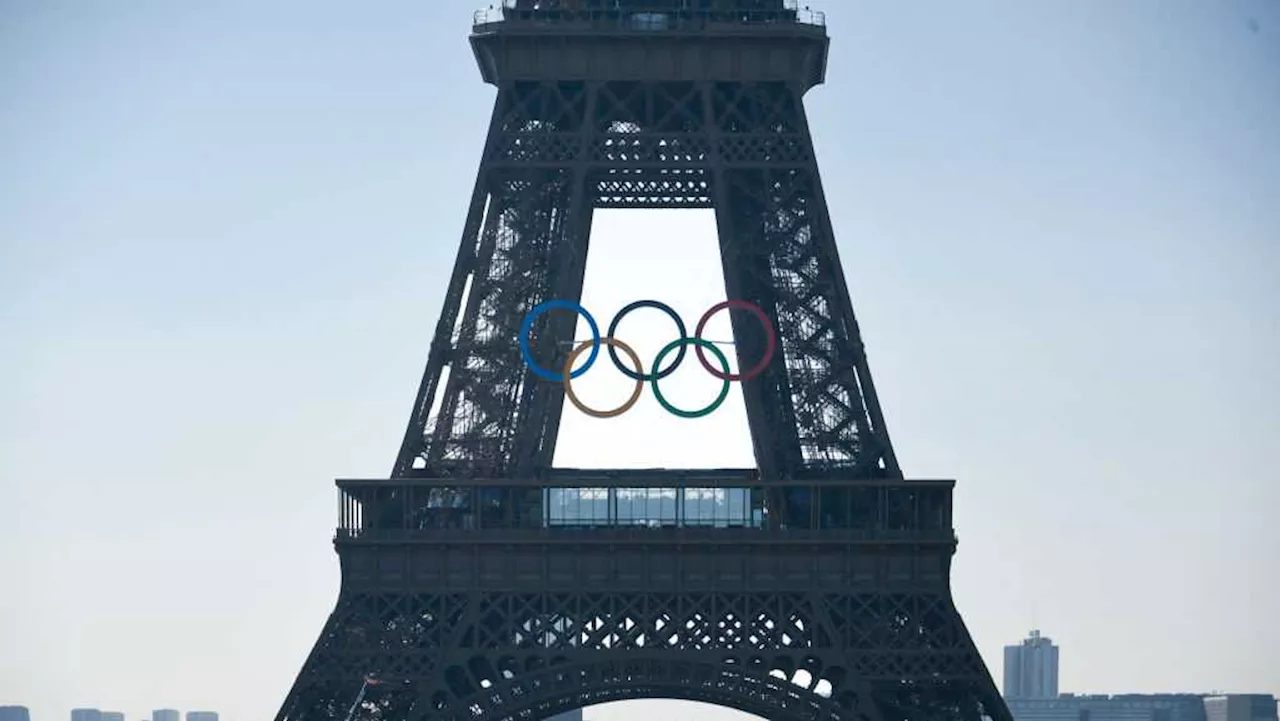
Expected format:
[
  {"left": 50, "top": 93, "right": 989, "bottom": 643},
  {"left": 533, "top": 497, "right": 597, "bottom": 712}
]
[
  {"left": 278, "top": 18, "right": 1011, "bottom": 721},
  {"left": 277, "top": 589, "right": 1007, "bottom": 721},
  {"left": 393, "top": 79, "right": 898, "bottom": 480}
]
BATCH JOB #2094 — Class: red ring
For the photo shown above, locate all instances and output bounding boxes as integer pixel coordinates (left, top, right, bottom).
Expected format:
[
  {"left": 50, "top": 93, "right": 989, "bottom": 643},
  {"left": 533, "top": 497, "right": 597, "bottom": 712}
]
[{"left": 694, "top": 300, "right": 777, "bottom": 381}]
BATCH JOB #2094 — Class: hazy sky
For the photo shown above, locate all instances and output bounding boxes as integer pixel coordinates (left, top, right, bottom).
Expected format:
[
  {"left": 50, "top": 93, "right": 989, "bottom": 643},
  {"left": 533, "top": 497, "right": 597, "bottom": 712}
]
[{"left": 2, "top": 1, "right": 1278, "bottom": 720}]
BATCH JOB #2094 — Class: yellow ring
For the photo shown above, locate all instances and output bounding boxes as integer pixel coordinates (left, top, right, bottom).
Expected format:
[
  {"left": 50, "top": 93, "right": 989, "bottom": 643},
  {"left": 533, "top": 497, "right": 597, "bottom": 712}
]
[{"left": 562, "top": 337, "right": 645, "bottom": 419}]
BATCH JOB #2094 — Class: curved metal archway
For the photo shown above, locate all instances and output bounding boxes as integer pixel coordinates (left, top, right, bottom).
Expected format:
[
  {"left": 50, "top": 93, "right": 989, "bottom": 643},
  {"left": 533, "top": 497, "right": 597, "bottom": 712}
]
[{"left": 419, "top": 655, "right": 881, "bottom": 721}]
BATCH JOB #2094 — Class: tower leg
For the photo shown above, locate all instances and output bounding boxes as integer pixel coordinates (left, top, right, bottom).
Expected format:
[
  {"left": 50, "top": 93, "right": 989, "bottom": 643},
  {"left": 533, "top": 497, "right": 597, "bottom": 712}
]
[
  {"left": 393, "top": 82, "right": 596, "bottom": 478},
  {"left": 705, "top": 81, "right": 898, "bottom": 481}
]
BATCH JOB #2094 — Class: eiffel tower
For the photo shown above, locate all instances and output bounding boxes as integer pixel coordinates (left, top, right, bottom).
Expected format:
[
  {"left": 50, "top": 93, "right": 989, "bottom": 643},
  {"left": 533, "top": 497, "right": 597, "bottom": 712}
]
[{"left": 275, "top": 2, "right": 1012, "bottom": 720}]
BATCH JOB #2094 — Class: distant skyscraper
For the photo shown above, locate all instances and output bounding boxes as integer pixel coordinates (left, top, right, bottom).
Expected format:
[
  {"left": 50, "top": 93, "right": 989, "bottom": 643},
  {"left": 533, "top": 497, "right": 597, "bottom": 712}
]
[
  {"left": 0, "top": 707, "right": 32, "bottom": 721},
  {"left": 1003, "top": 629, "right": 1060, "bottom": 700},
  {"left": 151, "top": 710, "right": 180, "bottom": 721},
  {"left": 102, "top": 713, "right": 124, "bottom": 721},
  {"left": 71, "top": 709, "right": 103, "bottom": 721},
  {"left": 1205, "top": 695, "right": 1280, "bottom": 721},
  {"left": 186, "top": 713, "right": 219, "bottom": 721}
]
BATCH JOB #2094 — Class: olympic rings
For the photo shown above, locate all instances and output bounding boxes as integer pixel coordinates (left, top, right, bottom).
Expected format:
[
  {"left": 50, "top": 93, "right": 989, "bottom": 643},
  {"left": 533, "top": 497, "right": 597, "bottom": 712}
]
[
  {"left": 563, "top": 338, "right": 645, "bottom": 418},
  {"left": 518, "top": 298, "right": 776, "bottom": 417}
]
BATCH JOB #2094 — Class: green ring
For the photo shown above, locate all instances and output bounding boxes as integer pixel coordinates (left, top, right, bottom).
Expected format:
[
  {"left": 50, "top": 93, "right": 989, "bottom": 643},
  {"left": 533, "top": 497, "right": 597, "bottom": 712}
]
[{"left": 650, "top": 337, "right": 732, "bottom": 419}]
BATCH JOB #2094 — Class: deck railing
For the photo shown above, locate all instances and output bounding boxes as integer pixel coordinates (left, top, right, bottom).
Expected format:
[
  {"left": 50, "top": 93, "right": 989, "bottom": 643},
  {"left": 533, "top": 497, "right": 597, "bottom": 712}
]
[
  {"left": 472, "top": 1, "right": 826, "bottom": 33},
  {"left": 336, "top": 471, "right": 953, "bottom": 540}
]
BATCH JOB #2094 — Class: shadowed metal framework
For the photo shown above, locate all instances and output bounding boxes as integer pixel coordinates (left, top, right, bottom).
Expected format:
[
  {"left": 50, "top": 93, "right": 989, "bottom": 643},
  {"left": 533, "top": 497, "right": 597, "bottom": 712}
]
[{"left": 276, "top": 2, "right": 1012, "bottom": 720}]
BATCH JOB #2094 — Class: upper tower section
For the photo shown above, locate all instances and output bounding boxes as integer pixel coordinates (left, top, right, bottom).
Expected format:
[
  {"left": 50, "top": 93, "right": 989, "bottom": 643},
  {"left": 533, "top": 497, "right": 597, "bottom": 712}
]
[{"left": 470, "top": 0, "right": 829, "bottom": 91}]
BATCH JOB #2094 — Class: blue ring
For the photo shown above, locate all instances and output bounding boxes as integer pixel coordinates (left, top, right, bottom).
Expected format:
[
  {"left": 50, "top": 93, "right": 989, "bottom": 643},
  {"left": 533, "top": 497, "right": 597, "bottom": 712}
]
[{"left": 519, "top": 300, "right": 601, "bottom": 382}]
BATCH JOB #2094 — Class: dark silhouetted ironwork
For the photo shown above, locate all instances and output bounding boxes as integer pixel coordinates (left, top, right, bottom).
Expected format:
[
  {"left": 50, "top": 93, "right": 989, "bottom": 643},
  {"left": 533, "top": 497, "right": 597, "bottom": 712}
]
[{"left": 276, "top": 3, "right": 1011, "bottom": 719}]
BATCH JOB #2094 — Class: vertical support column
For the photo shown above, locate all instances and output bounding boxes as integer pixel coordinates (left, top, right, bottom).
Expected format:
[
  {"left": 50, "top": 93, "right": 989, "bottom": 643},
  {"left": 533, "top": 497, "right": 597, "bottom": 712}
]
[
  {"left": 789, "top": 101, "right": 901, "bottom": 478},
  {"left": 517, "top": 81, "right": 601, "bottom": 474},
  {"left": 424, "top": 203, "right": 507, "bottom": 469},
  {"left": 395, "top": 81, "right": 597, "bottom": 477},
  {"left": 704, "top": 81, "right": 794, "bottom": 530},
  {"left": 706, "top": 80, "right": 899, "bottom": 479},
  {"left": 702, "top": 81, "right": 803, "bottom": 486},
  {"left": 393, "top": 88, "right": 512, "bottom": 477}
]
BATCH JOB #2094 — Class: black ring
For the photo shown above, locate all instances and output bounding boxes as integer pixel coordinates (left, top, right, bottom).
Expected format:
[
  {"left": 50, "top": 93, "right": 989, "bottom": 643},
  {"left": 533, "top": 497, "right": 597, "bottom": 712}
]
[{"left": 606, "top": 300, "right": 688, "bottom": 381}]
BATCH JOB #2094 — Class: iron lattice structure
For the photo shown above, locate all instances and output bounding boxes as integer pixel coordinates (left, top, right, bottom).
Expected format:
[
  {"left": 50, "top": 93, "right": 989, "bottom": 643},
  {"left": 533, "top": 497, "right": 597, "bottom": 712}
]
[{"left": 276, "top": 2, "right": 1012, "bottom": 720}]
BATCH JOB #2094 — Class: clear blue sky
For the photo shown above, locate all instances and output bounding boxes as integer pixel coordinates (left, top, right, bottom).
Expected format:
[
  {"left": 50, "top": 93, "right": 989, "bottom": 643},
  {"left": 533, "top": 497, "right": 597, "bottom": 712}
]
[{"left": 2, "top": 1, "right": 1277, "bottom": 720}]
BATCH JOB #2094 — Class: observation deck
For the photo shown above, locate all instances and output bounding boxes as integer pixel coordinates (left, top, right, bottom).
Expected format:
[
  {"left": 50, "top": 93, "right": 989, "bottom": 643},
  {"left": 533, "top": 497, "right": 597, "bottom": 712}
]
[
  {"left": 336, "top": 469, "right": 954, "bottom": 545},
  {"left": 333, "top": 470, "right": 958, "bottom": 592},
  {"left": 469, "top": 0, "right": 830, "bottom": 89}
]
